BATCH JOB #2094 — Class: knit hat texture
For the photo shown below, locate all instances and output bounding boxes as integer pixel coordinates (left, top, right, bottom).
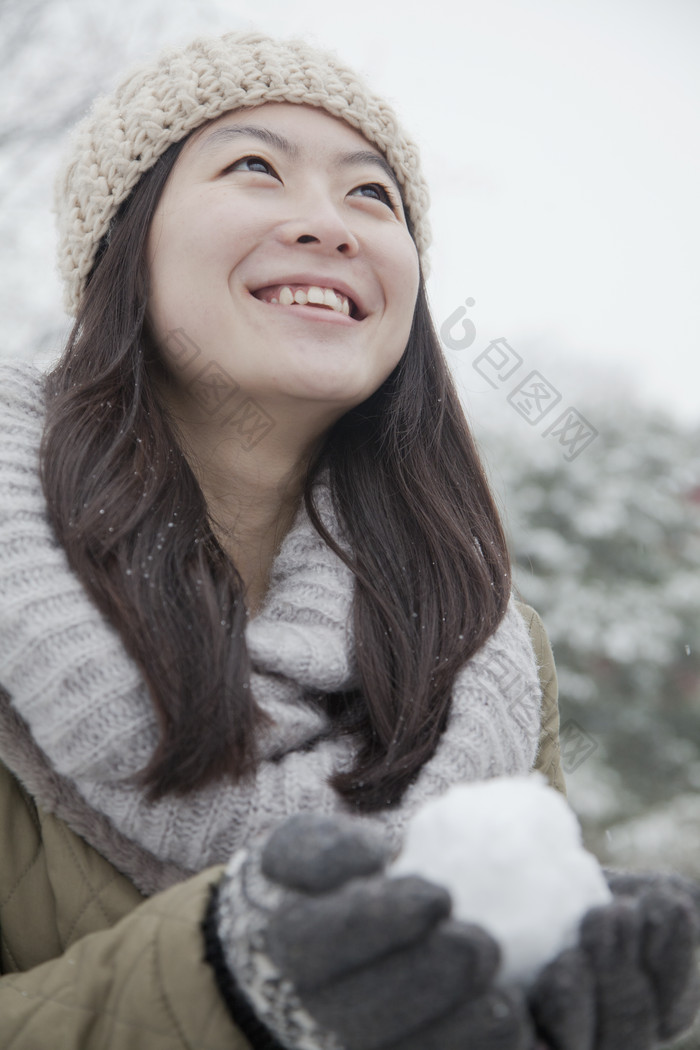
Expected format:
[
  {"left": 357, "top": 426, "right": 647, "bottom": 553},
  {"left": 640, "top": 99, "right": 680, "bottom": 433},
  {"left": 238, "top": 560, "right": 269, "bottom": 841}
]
[{"left": 55, "top": 31, "right": 431, "bottom": 316}]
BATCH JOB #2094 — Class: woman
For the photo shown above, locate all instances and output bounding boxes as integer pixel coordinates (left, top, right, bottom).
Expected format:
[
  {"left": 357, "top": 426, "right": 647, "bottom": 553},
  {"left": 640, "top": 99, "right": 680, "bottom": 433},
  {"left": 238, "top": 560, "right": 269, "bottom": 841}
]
[{"left": 0, "top": 30, "right": 697, "bottom": 1050}]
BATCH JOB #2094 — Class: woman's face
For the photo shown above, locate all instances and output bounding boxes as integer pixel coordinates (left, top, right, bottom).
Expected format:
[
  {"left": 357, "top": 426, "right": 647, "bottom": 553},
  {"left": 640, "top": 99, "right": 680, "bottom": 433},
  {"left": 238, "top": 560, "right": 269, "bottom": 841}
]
[{"left": 145, "top": 102, "right": 420, "bottom": 427}]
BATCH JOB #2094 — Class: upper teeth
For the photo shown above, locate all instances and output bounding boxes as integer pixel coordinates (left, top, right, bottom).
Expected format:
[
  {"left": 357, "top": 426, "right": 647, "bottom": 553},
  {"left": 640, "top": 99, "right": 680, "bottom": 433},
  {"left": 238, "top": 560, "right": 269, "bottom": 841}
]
[{"left": 272, "top": 285, "right": 351, "bottom": 315}]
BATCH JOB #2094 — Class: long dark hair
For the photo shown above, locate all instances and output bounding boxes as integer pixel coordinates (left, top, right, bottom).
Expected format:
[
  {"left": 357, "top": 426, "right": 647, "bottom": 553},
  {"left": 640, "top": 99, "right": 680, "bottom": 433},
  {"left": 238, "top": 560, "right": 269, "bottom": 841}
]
[{"left": 40, "top": 135, "right": 511, "bottom": 812}]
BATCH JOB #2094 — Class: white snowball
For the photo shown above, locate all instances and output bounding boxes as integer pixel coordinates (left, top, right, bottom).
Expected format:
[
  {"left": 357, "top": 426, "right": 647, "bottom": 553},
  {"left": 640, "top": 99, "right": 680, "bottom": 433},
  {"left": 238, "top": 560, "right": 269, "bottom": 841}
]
[{"left": 391, "top": 774, "right": 611, "bottom": 986}]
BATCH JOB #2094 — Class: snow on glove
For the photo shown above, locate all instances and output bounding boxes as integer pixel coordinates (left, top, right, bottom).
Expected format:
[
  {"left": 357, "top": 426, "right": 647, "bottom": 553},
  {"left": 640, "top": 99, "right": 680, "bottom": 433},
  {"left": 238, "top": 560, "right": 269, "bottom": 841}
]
[
  {"left": 528, "top": 869, "right": 700, "bottom": 1050},
  {"left": 208, "top": 813, "right": 536, "bottom": 1050}
]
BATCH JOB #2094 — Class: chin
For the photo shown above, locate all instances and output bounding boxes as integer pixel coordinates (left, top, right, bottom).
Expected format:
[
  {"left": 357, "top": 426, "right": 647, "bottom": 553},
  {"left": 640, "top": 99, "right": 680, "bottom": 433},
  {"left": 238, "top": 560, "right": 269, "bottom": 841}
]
[{"left": 283, "top": 371, "right": 384, "bottom": 406}]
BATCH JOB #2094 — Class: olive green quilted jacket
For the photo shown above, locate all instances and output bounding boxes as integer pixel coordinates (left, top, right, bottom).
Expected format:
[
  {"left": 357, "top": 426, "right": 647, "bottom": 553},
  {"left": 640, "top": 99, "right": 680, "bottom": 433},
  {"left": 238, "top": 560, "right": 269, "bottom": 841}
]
[{"left": 0, "top": 603, "right": 563, "bottom": 1049}]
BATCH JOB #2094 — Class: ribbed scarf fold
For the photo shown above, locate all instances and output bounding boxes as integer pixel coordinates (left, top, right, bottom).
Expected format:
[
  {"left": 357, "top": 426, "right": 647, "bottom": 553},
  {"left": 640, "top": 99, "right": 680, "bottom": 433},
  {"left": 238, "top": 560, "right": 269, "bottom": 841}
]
[{"left": 0, "top": 362, "right": 542, "bottom": 895}]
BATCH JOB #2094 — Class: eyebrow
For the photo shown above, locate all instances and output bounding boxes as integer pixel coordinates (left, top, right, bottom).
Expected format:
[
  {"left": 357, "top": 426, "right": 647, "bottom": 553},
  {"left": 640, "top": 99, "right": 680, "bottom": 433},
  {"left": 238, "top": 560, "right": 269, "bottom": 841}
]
[{"left": 195, "top": 124, "right": 403, "bottom": 196}]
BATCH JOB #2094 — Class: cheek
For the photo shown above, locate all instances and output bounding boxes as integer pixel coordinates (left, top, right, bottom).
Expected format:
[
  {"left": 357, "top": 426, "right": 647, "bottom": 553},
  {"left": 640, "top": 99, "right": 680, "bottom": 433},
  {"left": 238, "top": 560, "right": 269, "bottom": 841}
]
[
  {"left": 386, "top": 235, "right": 420, "bottom": 337},
  {"left": 148, "top": 186, "right": 264, "bottom": 285},
  {"left": 149, "top": 211, "right": 225, "bottom": 292},
  {"left": 146, "top": 199, "right": 246, "bottom": 342}
]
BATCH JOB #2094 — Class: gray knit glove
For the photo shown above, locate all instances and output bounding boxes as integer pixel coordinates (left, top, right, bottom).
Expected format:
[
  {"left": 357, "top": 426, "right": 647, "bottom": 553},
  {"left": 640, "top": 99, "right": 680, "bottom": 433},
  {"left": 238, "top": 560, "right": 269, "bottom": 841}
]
[
  {"left": 213, "top": 813, "right": 535, "bottom": 1050},
  {"left": 529, "top": 869, "right": 700, "bottom": 1050}
]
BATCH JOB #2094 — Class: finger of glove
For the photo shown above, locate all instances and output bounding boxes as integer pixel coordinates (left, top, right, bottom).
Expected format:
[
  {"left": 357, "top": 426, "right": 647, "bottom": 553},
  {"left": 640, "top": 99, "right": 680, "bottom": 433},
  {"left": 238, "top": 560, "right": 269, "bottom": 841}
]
[
  {"left": 297, "top": 920, "right": 503, "bottom": 1050},
  {"left": 528, "top": 947, "right": 596, "bottom": 1050},
  {"left": 594, "top": 880, "right": 700, "bottom": 1041},
  {"left": 604, "top": 869, "right": 700, "bottom": 921},
  {"left": 266, "top": 875, "right": 454, "bottom": 989},
  {"left": 261, "top": 813, "right": 388, "bottom": 893},
  {"left": 381, "top": 988, "right": 535, "bottom": 1050},
  {"left": 637, "top": 887, "right": 700, "bottom": 1039},
  {"left": 656, "top": 965, "right": 700, "bottom": 1043},
  {"left": 580, "top": 901, "right": 656, "bottom": 1050}
]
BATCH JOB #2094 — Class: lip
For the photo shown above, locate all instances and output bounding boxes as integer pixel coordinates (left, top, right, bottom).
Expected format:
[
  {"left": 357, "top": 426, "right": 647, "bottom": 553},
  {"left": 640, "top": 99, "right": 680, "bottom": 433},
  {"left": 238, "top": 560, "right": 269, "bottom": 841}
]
[
  {"left": 246, "top": 274, "right": 368, "bottom": 321},
  {"left": 254, "top": 301, "right": 358, "bottom": 327}
]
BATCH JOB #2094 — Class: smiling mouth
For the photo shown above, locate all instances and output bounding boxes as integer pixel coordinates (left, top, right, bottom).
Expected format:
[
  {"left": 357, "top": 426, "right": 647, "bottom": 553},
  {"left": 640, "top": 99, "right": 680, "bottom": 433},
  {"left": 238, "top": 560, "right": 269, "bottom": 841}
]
[{"left": 251, "top": 284, "right": 363, "bottom": 320}]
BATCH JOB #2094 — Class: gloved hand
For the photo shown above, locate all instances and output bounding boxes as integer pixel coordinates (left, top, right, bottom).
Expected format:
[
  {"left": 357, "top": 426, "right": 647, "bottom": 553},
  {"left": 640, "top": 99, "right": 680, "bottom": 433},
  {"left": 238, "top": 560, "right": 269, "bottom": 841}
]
[
  {"left": 528, "top": 868, "right": 700, "bottom": 1050},
  {"left": 210, "top": 813, "right": 536, "bottom": 1050}
]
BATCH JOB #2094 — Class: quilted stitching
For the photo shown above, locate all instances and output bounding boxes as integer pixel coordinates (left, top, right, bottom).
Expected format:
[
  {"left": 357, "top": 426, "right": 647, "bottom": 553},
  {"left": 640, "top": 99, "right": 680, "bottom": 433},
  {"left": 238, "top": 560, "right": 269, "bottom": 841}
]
[
  {"left": 0, "top": 766, "right": 42, "bottom": 910},
  {"left": 0, "top": 763, "right": 246, "bottom": 1049},
  {"left": 0, "top": 870, "right": 248, "bottom": 1049},
  {"left": 42, "top": 813, "right": 142, "bottom": 951},
  {"left": 0, "top": 763, "right": 63, "bottom": 971},
  {"left": 0, "top": 759, "right": 144, "bottom": 974}
]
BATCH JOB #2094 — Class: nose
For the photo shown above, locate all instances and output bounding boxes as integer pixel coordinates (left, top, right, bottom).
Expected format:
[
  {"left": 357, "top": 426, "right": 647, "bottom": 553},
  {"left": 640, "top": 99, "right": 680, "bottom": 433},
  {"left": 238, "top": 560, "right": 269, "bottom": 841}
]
[{"left": 276, "top": 191, "right": 360, "bottom": 258}]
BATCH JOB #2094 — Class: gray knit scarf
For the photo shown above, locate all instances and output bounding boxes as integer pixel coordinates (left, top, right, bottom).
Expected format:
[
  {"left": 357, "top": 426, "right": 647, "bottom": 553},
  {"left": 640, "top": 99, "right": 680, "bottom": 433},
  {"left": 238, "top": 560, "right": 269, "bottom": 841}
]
[{"left": 0, "top": 362, "right": 542, "bottom": 895}]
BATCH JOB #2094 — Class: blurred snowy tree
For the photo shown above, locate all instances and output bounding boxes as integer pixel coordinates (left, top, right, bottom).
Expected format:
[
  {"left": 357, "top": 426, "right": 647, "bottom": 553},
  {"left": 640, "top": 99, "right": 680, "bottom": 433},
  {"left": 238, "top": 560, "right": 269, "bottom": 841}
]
[
  {"left": 0, "top": 0, "right": 249, "bottom": 362},
  {"left": 478, "top": 402, "right": 700, "bottom": 874}
]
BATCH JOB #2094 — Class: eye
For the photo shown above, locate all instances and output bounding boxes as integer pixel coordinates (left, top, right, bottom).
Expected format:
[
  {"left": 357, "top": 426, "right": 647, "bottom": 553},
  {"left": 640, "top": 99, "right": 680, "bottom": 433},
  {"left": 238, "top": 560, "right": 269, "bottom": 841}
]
[
  {"left": 350, "top": 182, "right": 401, "bottom": 213},
  {"left": 223, "top": 155, "right": 280, "bottom": 179}
]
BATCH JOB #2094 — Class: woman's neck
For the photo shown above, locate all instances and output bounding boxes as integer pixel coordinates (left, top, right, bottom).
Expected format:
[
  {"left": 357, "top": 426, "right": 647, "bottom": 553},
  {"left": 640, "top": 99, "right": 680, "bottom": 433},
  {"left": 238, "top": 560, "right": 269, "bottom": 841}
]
[
  {"left": 208, "top": 468, "right": 305, "bottom": 616},
  {"left": 174, "top": 417, "right": 319, "bottom": 614}
]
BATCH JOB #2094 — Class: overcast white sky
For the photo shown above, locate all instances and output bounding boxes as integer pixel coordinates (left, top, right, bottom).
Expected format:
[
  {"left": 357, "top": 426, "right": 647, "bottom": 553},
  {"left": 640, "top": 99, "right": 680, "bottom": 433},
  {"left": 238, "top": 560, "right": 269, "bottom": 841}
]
[
  {"left": 2, "top": 0, "right": 698, "bottom": 429},
  {"left": 258, "top": 0, "right": 700, "bottom": 426}
]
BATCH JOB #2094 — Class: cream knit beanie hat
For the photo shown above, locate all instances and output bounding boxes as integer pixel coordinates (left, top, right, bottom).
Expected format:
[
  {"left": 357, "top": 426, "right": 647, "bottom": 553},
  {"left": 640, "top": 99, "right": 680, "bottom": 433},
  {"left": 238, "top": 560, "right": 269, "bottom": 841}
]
[{"left": 55, "top": 30, "right": 431, "bottom": 317}]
